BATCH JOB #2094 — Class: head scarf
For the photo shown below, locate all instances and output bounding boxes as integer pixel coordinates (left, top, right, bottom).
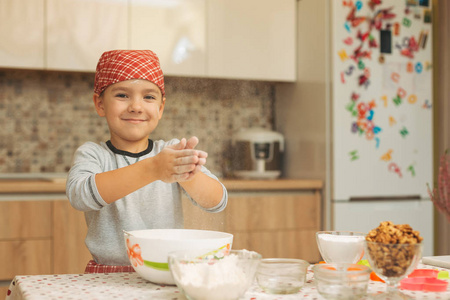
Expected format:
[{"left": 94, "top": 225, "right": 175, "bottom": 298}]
[{"left": 94, "top": 50, "right": 165, "bottom": 96}]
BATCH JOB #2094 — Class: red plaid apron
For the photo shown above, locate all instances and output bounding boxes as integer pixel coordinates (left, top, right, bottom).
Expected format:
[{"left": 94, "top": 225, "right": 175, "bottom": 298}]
[{"left": 84, "top": 260, "right": 136, "bottom": 273}]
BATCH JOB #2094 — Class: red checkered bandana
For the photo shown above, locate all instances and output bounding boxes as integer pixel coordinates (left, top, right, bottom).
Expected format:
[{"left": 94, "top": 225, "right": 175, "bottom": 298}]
[{"left": 94, "top": 50, "right": 165, "bottom": 97}]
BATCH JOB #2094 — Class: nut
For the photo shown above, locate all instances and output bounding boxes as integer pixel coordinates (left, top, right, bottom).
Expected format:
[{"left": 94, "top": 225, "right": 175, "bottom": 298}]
[
  {"left": 366, "top": 221, "right": 423, "bottom": 244},
  {"left": 366, "top": 221, "right": 422, "bottom": 277}
]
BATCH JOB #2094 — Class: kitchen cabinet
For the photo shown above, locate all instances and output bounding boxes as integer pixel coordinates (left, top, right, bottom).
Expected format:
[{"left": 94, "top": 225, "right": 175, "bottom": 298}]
[
  {"left": 0, "top": 201, "right": 52, "bottom": 280},
  {"left": 183, "top": 179, "right": 322, "bottom": 263},
  {"left": 0, "top": 0, "right": 45, "bottom": 69},
  {"left": 131, "top": 0, "right": 297, "bottom": 81},
  {"left": 0, "top": 198, "right": 91, "bottom": 290},
  {"left": 46, "top": 0, "right": 128, "bottom": 72},
  {"left": 130, "top": 0, "right": 206, "bottom": 77},
  {"left": 53, "top": 201, "right": 92, "bottom": 274},
  {"left": 0, "top": 0, "right": 296, "bottom": 81},
  {"left": 207, "top": 0, "right": 297, "bottom": 81}
]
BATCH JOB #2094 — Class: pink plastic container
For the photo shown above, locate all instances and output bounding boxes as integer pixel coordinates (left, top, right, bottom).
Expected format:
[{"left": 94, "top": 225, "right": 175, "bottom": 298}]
[
  {"left": 408, "top": 269, "right": 439, "bottom": 278},
  {"left": 400, "top": 277, "right": 448, "bottom": 292}
]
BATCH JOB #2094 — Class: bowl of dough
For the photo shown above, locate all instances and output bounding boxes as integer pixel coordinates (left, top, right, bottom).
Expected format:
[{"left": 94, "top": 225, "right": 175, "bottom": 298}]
[
  {"left": 123, "top": 229, "right": 233, "bottom": 285},
  {"left": 168, "top": 248, "right": 262, "bottom": 300}
]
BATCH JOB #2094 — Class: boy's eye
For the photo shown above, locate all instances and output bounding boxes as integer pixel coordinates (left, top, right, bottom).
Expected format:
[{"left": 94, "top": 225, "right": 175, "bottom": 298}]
[
  {"left": 115, "top": 93, "right": 127, "bottom": 98},
  {"left": 144, "top": 95, "right": 156, "bottom": 100}
]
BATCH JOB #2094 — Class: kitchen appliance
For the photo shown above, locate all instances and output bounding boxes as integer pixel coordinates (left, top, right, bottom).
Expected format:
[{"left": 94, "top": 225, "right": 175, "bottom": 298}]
[
  {"left": 331, "top": 0, "right": 434, "bottom": 256},
  {"left": 231, "top": 128, "right": 284, "bottom": 179}
]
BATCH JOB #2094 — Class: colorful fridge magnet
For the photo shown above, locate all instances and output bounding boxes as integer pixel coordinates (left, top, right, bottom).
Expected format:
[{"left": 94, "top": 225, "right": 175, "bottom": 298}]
[
  {"left": 423, "top": 100, "right": 432, "bottom": 109},
  {"left": 406, "top": 0, "right": 419, "bottom": 6},
  {"left": 424, "top": 9, "right": 432, "bottom": 23},
  {"left": 368, "top": 0, "right": 382, "bottom": 11},
  {"left": 342, "top": 0, "right": 354, "bottom": 8},
  {"left": 420, "top": 30, "right": 429, "bottom": 49},
  {"left": 393, "top": 22, "right": 400, "bottom": 35},
  {"left": 351, "top": 92, "right": 360, "bottom": 101},
  {"left": 349, "top": 150, "right": 359, "bottom": 161},
  {"left": 380, "top": 30, "right": 392, "bottom": 53},
  {"left": 393, "top": 95, "right": 402, "bottom": 106},
  {"left": 345, "top": 65, "right": 355, "bottom": 76},
  {"left": 388, "top": 162, "right": 403, "bottom": 178},
  {"left": 402, "top": 17, "right": 412, "bottom": 27},
  {"left": 409, "top": 36, "right": 419, "bottom": 51},
  {"left": 345, "top": 21, "right": 351, "bottom": 32},
  {"left": 413, "top": 7, "right": 422, "bottom": 19},
  {"left": 397, "top": 87, "right": 407, "bottom": 99},
  {"left": 415, "top": 62, "right": 423, "bottom": 73},
  {"left": 359, "top": 74, "right": 370, "bottom": 88},
  {"left": 389, "top": 116, "right": 397, "bottom": 126},
  {"left": 343, "top": 37, "right": 353, "bottom": 45},
  {"left": 407, "top": 62, "right": 414, "bottom": 73},
  {"left": 407, "top": 165, "right": 416, "bottom": 177},
  {"left": 400, "top": 48, "right": 414, "bottom": 59},
  {"left": 400, "top": 127, "right": 409, "bottom": 138},
  {"left": 381, "top": 95, "right": 388, "bottom": 107},
  {"left": 358, "top": 59, "right": 365, "bottom": 69},
  {"left": 405, "top": 6, "right": 411, "bottom": 15},
  {"left": 391, "top": 72, "right": 400, "bottom": 83},
  {"left": 369, "top": 35, "right": 378, "bottom": 48},
  {"left": 338, "top": 49, "right": 349, "bottom": 61},
  {"left": 408, "top": 94, "right": 418, "bottom": 104},
  {"left": 419, "top": 0, "right": 430, "bottom": 7},
  {"left": 381, "top": 149, "right": 393, "bottom": 162}
]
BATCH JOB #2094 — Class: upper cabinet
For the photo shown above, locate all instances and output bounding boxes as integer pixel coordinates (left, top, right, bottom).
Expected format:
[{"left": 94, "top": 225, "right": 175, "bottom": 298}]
[
  {"left": 0, "top": 0, "right": 296, "bottom": 81},
  {"left": 46, "top": 0, "right": 128, "bottom": 72},
  {"left": 207, "top": 0, "right": 296, "bottom": 81},
  {"left": 130, "top": 0, "right": 206, "bottom": 77},
  {"left": 0, "top": 0, "right": 45, "bottom": 69}
]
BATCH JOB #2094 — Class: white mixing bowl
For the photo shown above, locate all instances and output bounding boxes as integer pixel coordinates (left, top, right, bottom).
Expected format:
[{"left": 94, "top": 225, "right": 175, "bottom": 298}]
[{"left": 123, "top": 229, "right": 233, "bottom": 285}]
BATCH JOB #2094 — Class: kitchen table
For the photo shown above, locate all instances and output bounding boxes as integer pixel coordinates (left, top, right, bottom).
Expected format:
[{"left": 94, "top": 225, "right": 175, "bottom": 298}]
[{"left": 5, "top": 263, "right": 450, "bottom": 300}]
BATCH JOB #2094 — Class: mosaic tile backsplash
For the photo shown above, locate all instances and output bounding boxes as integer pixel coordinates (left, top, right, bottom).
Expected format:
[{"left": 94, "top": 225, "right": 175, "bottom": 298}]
[{"left": 0, "top": 69, "right": 275, "bottom": 177}]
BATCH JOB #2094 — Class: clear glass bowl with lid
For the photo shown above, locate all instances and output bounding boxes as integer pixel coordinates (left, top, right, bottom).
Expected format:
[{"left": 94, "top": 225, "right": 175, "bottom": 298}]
[{"left": 313, "top": 263, "right": 371, "bottom": 300}]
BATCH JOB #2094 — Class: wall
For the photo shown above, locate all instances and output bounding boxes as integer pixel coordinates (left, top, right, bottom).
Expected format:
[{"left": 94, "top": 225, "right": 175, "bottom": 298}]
[
  {"left": 275, "top": 0, "right": 327, "bottom": 181},
  {"left": 0, "top": 69, "right": 275, "bottom": 177},
  {"left": 433, "top": 0, "right": 450, "bottom": 255},
  {"left": 275, "top": 0, "right": 328, "bottom": 227}
]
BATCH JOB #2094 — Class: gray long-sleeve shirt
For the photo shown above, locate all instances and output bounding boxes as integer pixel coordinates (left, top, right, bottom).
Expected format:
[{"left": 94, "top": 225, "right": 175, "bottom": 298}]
[{"left": 66, "top": 139, "right": 227, "bottom": 266}]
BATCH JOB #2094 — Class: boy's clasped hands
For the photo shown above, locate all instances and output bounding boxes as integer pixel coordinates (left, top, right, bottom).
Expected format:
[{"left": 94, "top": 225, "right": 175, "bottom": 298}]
[{"left": 156, "top": 136, "right": 208, "bottom": 183}]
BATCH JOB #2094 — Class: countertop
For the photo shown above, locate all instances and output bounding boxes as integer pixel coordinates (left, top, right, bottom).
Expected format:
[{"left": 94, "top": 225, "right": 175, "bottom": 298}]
[
  {"left": 0, "top": 174, "right": 323, "bottom": 194},
  {"left": 5, "top": 263, "right": 449, "bottom": 300}
]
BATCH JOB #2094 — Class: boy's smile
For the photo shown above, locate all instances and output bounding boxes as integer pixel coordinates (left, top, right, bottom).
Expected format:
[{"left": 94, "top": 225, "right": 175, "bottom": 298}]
[{"left": 93, "top": 79, "right": 166, "bottom": 152}]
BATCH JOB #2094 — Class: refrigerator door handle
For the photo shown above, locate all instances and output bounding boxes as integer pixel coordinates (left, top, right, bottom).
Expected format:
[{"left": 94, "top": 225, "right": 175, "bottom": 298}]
[{"left": 349, "top": 195, "right": 421, "bottom": 201}]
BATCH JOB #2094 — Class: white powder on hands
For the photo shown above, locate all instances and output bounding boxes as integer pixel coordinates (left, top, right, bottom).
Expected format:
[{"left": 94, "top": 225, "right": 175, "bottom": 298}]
[{"left": 175, "top": 254, "right": 250, "bottom": 300}]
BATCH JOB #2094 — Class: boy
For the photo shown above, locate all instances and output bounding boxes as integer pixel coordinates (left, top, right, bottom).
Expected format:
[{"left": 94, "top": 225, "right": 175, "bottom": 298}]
[{"left": 66, "top": 50, "right": 227, "bottom": 273}]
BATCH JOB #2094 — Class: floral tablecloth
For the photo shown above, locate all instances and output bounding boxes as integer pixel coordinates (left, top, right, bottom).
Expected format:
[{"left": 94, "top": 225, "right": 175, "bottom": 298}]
[{"left": 4, "top": 263, "right": 450, "bottom": 300}]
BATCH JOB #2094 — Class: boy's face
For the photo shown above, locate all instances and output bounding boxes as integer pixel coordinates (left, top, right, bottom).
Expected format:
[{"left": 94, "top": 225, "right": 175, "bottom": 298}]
[{"left": 93, "top": 79, "right": 165, "bottom": 151}]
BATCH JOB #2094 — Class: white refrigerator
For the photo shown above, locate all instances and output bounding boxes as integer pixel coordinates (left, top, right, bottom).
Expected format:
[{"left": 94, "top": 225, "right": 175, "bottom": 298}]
[{"left": 331, "top": 0, "right": 434, "bottom": 256}]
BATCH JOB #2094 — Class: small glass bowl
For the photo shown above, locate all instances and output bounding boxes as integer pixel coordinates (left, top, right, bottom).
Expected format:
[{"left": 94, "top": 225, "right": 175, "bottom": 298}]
[
  {"left": 169, "top": 249, "right": 262, "bottom": 300},
  {"left": 256, "top": 258, "right": 309, "bottom": 294},
  {"left": 316, "top": 231, "right": 366, "bottom": 264},
  {"left": 313, "top": 263, "right": 371, "bottom": 300}
]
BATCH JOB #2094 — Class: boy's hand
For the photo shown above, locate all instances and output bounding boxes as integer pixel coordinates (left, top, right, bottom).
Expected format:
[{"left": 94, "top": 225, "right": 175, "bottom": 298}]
[
  {"left": 185, "top": 136, "right": 207, "bottom": 166},
  {"left": 154, "top": 137, "right": 207, "bottom": 183}
]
